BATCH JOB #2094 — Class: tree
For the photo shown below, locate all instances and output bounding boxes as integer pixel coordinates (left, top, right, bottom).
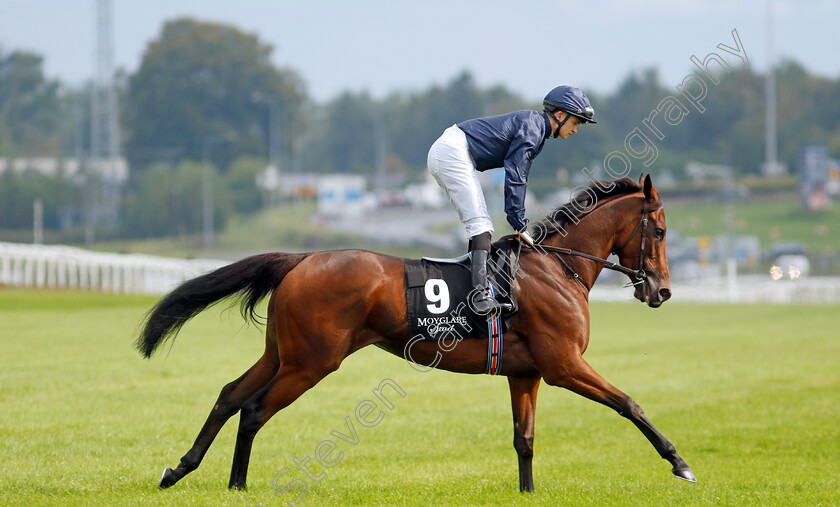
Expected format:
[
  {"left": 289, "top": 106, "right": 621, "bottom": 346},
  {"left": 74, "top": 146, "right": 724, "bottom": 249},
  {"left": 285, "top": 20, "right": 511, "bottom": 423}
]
[
  {"left": 0, "top": 167, "right": 78, "bottom": 230},
  {"left": 316, "top": 91, "right": 379, "bottom": 173},
  {"left": 600, "top": 68, "right": 669, "bottom": 135},
  {"left": 0, "top": 48, "right": 61, "bottom": 155},
  {"left": 385, "top": 71, "right": 487, "bottom": 172},
  {"left": 121, "top": 163, "right": 174, "bottom": 236},
  {"left": 226, "top": 156, "right": 266, "bottom": 213},
  {"left": 122, "top": 160, "right": 231, "bottom": 238},
  {"left": 124, "top": 18, "right": 306, "bottom": 171}
]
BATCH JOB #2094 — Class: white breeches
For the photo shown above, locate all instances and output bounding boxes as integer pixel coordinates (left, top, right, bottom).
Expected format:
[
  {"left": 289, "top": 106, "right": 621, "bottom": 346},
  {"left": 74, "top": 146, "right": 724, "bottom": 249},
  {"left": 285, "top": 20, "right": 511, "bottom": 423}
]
[{"left": 427, "top": 125, "right": 494, "bottom": 238}]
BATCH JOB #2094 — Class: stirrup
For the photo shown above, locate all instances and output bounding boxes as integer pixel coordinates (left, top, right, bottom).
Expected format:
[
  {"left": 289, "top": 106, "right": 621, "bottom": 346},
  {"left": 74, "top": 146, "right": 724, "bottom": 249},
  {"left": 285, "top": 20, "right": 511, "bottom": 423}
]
[
  {"left": 470, "top": 288, "right": 495, "bottom": 314},
  {"left": 492, "top": 296, "right": 514, "bottom": 313},
  {"left": 471, "top": 288, "right": 512, "bottom": 314}
]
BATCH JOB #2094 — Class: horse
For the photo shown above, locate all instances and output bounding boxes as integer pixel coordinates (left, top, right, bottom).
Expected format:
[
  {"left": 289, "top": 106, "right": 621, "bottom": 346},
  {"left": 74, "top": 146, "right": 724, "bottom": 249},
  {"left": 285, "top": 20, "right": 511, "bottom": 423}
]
[{"left": 137, "top": 174, "right": 696, "bottom": 493}]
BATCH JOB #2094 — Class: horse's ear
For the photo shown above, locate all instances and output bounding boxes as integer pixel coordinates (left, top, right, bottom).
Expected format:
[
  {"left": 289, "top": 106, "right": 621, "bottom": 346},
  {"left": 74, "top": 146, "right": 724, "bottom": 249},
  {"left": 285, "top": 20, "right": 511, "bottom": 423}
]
[
  {"left": 638, "top": 173, "right": 645, "bottom": 186},
  {"left": 643, "top": 174, "right": 659, "bottom": 204}
]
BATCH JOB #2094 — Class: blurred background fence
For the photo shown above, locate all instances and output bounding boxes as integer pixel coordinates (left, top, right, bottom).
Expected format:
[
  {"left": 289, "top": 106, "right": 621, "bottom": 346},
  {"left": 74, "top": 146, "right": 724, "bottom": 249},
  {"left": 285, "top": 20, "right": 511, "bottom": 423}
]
[
  {"left": 0, "top": 241, "right": 223, "bottom": 295},
  {"left": 2, "top": 241, "right": 838, "bottom": 303},
  {"left": 591, "top": 275, "right": 840, "bottom": 305}
]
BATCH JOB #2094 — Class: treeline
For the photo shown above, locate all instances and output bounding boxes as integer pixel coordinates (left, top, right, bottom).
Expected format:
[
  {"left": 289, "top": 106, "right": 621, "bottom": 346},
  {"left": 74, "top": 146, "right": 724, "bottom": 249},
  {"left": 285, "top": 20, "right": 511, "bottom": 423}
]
[{"left": 1, "top": 18, "right": 839, "bottom": 238}]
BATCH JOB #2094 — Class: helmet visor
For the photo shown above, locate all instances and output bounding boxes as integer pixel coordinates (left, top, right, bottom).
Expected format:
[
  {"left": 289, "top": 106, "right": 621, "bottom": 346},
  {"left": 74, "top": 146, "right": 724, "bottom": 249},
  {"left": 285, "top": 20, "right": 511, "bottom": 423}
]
[{"left": 567, "top": 106, "right": 596, "bottom": 124}]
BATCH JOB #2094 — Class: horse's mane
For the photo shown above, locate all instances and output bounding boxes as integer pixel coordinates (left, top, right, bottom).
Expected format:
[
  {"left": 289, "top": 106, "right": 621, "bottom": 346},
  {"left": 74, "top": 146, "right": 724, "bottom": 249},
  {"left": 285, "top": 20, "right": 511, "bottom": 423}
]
[{"left": 530, "top": 177, "right": 642, "bottom": 237}]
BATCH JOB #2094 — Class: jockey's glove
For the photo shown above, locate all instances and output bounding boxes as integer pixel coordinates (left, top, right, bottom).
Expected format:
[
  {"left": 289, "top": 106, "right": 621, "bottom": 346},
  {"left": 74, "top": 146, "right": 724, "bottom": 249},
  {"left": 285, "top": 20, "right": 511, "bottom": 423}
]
[{"left": 518, "top": 230, "right": 535, "bottom": 248}]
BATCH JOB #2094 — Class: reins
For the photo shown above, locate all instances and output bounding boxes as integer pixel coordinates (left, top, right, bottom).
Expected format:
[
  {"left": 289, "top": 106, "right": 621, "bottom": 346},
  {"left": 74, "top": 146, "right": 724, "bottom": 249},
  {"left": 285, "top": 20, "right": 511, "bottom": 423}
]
[{"left": 521, "top": 197, "right": 662, "bottom": 291}]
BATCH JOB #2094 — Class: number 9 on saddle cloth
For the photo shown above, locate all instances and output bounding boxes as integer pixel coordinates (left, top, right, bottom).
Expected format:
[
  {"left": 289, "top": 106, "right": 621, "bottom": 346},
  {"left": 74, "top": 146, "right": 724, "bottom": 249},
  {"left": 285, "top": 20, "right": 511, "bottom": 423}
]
[{"left": 404, "top": 242, "right": 520, "bottom": 374}]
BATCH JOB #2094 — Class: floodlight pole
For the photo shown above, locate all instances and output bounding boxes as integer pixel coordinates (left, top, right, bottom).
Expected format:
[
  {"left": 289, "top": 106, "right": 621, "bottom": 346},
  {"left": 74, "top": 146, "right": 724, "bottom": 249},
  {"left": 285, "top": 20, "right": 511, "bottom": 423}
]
[{"left": 764, "top": 0, "right": 778, "bottom": 174}]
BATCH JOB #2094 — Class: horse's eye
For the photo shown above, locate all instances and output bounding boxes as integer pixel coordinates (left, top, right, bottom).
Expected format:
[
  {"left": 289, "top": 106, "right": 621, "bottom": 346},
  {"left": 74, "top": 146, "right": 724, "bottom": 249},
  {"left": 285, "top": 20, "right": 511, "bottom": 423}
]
[{"left": 655, "top": 228, "right": 665, "bottom": 240}]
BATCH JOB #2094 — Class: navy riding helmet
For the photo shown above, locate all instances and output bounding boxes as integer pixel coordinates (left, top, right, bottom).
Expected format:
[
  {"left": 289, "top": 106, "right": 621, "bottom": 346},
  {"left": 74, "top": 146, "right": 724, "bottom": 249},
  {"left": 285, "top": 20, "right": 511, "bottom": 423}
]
[{"left": 543, "top": 85, "right": 597, "bottom": 125}]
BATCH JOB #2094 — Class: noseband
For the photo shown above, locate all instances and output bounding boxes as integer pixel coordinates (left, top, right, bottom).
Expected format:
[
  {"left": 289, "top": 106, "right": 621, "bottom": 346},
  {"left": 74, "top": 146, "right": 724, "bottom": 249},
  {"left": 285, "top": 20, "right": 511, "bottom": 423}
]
[
  {"left": 526, "top": 198, "right": 662, "bottom": 291},
  {"left": 612, "top": 199, "right": 662, "bottom": 286}
]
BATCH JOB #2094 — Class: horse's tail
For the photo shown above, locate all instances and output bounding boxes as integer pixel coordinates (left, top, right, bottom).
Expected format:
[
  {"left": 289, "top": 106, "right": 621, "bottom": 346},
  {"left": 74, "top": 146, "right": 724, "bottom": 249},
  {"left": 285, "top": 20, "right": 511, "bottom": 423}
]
[{"left": 136, "top": 252, "right": 308, "bottom": 358}]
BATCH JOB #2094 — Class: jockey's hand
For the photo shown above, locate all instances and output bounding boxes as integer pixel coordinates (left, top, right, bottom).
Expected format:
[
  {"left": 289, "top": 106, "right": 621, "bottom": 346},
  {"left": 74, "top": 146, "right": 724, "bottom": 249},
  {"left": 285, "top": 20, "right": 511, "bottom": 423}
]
[{"left": 517, "top": 230, "right": 535, "bottom": 248}]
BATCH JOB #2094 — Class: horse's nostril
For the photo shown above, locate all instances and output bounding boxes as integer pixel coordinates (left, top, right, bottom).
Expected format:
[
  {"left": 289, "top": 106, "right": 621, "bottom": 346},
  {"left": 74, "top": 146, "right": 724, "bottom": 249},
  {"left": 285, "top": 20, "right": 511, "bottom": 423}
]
[{"left": 659, "top": 288, "right": 672, "bottom": 301}]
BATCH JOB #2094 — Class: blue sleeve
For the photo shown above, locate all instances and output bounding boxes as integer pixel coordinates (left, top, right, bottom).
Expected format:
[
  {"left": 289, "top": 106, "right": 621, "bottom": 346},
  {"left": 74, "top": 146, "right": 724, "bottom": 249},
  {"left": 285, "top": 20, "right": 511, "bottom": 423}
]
[{"left": 503, "top": 129, "right": 540, "bottom": 232}]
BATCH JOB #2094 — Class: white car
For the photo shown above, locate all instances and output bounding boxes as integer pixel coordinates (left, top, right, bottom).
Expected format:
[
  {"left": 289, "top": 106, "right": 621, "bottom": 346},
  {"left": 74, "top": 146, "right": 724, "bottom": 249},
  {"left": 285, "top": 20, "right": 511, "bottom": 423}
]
[{"left": 773, "top": 255, "right": 810, "bottom": 277}]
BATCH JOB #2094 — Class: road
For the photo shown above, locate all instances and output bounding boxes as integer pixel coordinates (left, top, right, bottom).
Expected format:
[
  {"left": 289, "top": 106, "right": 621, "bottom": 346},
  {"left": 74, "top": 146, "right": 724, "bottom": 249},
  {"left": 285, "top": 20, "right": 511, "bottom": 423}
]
[{"left": 329, "top": 207, "right": 463, "bottom": 251}]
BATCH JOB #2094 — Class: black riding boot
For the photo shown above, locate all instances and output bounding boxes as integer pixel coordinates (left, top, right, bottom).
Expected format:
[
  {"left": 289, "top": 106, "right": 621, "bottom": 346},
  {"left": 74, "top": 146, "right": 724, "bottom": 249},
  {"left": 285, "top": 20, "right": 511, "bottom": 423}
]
[
  {"left": 470, "top": 249, "right": 495, "bottom": 314},
  {"left": 469, "top": 232, "right": 495, "bottom": 314}
]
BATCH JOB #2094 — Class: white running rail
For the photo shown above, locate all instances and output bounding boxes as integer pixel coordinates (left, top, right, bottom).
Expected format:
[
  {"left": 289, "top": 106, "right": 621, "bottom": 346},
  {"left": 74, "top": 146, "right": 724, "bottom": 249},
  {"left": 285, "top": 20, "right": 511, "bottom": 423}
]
[
  {"left": 2, "top": 241, "right": 839, "bottom": 303},
  {"left": 591, "top": 274, "right": 840, "bottom": 305},
  {"left": 0, "top": 242, "right": 225, "bottom": 295}
]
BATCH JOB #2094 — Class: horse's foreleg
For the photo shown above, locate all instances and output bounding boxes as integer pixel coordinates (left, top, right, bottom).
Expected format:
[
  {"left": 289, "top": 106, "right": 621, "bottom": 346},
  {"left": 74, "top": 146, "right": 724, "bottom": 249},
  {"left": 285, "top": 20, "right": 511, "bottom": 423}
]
[
  {"left": 546, "top": 357, "right": 696, "bottom": 482},
  {"left": 228, "top": 365, "right": 333, "bottom": 490},
  {"left": 158, "top": 350, "right": 279, "bottom": 488},
  {"left": 508, "top": 376, "right": 540, "bottom": 493}
]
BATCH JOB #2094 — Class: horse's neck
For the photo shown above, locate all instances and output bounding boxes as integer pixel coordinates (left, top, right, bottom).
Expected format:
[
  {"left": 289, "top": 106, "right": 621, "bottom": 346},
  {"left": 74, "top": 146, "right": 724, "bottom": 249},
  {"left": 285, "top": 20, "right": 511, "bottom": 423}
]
[
  {"left": 554, "top": 220, "right": 611, "bottom": 257},
  {"left": 543, "top": 195, "right": 641, "bottom": 286},
  {"left": 548, "top": 197, "right": 636, "bottom": 255}
]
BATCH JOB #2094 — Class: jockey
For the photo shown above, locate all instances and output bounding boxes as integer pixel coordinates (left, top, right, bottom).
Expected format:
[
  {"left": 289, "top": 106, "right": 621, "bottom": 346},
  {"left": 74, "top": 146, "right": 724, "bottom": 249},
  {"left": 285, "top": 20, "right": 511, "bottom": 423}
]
[{"left": 427, "top": 85, "right": 597, "bottom": 313}]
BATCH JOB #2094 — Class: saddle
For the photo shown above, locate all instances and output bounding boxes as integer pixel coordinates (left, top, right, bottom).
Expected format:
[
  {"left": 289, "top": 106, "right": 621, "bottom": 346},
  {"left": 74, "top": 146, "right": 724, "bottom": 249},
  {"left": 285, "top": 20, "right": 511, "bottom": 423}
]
[{"left": 404, "top": 240, "right": 521, "bottom": 374}]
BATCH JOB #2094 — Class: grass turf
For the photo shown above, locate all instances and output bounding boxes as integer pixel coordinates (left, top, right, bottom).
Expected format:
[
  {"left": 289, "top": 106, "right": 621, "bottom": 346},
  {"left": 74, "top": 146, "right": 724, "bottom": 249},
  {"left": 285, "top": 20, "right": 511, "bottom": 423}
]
[
  {"left": 664, "top": 197, "right": 840, "bottom": 255},
  {"left": 0, "top": 288, "right": 837, "bottom": 506}
]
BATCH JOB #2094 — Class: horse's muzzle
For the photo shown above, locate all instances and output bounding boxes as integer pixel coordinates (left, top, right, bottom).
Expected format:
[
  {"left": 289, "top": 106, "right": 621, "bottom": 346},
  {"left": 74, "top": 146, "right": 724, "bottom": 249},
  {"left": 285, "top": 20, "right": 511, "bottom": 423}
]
[
  {"left": 637, "top": 280, "right": 671, "bottom": 307},
  {"left": 647, "top": 286, "right": 671, "bottom": 308}
]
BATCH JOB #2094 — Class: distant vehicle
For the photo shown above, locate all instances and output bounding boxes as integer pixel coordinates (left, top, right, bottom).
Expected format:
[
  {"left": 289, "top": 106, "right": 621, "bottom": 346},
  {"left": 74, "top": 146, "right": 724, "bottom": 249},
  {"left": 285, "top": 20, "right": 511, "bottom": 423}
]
[
  {"left": 667, "top": 240, "right": 700, "bottom": 263},
  {"left": 762, "top": 242, "right": 808, "bottom": 263},
  {"left": 670, "top": 260, "right": 701, "bottom": 281},
  {"left": 773, "top": 254, "right": 810, "bottom": 276},
  {"left": 712, "top": 185, "right": 750, "bottom": 201}
]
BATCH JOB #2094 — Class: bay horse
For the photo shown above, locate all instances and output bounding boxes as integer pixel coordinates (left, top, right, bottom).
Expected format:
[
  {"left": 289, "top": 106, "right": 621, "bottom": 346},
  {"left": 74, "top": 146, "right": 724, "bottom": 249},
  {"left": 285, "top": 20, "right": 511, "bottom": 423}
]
[{"left": 137, "top": 174, "right": 695, "bottom": 493}]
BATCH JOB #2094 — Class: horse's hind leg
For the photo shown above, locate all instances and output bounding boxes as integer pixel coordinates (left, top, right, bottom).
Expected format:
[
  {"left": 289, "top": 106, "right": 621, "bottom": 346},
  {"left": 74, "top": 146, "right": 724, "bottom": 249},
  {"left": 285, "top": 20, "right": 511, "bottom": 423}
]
[
  {"left": 545, "top": 356, "right": 696, "bottom": 482},
  {"left": 508, "top": 376, "right": 540, "bottom": 493},
  {"left": 159, "top": 343, "right": 280, "bottom": 488},
  {"left": 228, "top": 363, "right": 335, "bottom": 490}
]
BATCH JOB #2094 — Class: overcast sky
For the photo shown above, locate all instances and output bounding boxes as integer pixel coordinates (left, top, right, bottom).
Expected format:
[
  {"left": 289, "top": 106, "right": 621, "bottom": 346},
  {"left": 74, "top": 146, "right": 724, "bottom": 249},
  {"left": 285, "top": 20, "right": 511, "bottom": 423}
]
[{"left": 1, "top": 0, "right": 838, "bottom": 103}]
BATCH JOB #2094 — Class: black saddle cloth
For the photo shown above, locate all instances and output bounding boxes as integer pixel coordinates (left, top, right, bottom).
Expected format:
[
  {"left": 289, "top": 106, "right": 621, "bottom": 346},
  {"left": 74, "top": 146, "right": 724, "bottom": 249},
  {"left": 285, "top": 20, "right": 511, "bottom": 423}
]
[{"left": 404, "top": 242, "right": 518, "bottom": 342}]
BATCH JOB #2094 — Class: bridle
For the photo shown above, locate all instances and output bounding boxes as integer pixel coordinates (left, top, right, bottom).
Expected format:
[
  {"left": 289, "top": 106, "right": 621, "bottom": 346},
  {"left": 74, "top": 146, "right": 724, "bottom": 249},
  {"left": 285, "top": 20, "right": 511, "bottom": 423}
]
[
  {"left": 524, "top": 197, "right": 662, "bottom": 291},
  {"left": 611, "top": 199, "right": 662, "bottom": 286}
]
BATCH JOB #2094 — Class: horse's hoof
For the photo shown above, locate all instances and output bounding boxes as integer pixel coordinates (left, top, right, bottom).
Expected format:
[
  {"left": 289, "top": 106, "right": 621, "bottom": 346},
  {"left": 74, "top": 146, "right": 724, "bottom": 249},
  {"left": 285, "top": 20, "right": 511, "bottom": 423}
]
[
  {"left": 672, "top": 465, "right": 697, "bottom": 482},
  {"left": 159, "top": 467, "right": 178, "bottom": 489}
]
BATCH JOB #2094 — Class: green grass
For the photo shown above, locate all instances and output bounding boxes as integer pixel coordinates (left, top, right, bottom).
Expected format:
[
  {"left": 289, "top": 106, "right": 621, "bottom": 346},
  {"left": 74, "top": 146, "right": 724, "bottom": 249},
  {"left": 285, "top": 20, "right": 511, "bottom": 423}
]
[
  {"left": 0, "top": 289, "right": 838, "bottom": 506},
  {"left": 665, "top": 196, "right": 840, "bottom": 255}
]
